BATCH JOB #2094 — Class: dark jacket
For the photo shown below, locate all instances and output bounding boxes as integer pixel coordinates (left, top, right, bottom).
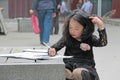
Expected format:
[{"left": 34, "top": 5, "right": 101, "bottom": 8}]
[
  {"left": 51, "top": 29, "right": 107, "bottom": 66},
  {"left": 51, "top": 28, "right": 107, "bottom": 80},
  {"left": 51, "top": 29, "right": 107, "bottom": 80},
  {"left": 55, "top": 0, "right": 62, "bottom": 13}
]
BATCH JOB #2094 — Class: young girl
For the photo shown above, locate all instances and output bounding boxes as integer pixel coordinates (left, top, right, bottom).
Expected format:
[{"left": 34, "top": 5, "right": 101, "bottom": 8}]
[{"left": 48, "top": 9, "right": 107, "bottom": 80}]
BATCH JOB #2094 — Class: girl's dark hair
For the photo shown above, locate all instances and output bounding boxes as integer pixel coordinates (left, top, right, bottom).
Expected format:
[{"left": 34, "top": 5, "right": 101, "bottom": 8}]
[{"left": 62, "top": 9, "right": 94, "bottom": 46}]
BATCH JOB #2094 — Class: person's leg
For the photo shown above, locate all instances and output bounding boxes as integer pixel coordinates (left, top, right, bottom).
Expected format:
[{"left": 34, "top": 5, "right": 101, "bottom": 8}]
[
  {"left": 37, "top": 10, "right": 45, "bottom": 43},
  {"left": 43, "top": 9, "right": 53, "bottom": 43},
  {"left": 51, "top": 16, "right": 55, "bottom": 35},
  {"left": 72, "top": 68, "right": 91, "bottom": 80},
  {"left": 54, "top": 13, "right": 59, "bottom": 34},
  {"left": 65, "top": 69, "right": 74, "bottom": 80}
]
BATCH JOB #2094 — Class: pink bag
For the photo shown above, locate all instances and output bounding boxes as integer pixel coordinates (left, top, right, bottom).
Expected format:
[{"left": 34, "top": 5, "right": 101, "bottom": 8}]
[{"left": 31, "top": 14, "right": 40, "bottom": 34}]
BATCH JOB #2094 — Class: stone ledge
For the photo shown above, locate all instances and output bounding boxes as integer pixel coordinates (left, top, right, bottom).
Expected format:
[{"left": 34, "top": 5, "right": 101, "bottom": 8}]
[
  {"left": 0, "top": 62, "right": 65, "bottom": 80},
  {"left": 0, "top": 47, "right": 66, "bottom": 80}
]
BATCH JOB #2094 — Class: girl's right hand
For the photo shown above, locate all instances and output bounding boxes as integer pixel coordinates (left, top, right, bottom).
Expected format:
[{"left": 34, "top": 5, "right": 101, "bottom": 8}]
[
  {"left": 48, "top": 48, "right": 56, "bottom": 57},
  {"left": 89, "top": 16, "right": 105, "bottom": 30}
]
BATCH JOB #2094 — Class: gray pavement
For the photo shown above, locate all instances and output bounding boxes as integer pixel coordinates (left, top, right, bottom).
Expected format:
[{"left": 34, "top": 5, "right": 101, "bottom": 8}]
[
  {"left": 0, "top": 19, "right": 63, "bottom": 47},
  {"left": 94, "top": 23, "right": 120, "bottom": 80},
  {"left": 0, "top": 19, "right": 120, "bottom": 80}
]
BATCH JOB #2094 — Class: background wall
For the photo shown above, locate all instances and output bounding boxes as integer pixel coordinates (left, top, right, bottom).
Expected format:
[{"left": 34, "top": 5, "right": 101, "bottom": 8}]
[
  {"left": 8, "top": 0, "right": 32, "bottom": 18},
  {"left": 0, "top": 0, "right": 120, "bottom": 18},
  {"left": 112, "top": 0, "right": 120, "bottom": 18}
]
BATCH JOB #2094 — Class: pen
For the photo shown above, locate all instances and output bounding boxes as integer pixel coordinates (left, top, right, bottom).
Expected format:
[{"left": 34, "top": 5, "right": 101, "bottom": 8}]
[{"left": 42, "top": 42, "right": 51, "bottom": 48}]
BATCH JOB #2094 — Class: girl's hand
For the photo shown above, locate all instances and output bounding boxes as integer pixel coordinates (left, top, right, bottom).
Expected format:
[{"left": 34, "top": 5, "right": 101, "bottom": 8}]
[
  {"left": 89, "top": 16, "right": 105, "bottom": 30},
  {"left": 48, "top": 48, "right": 56, "bottom": 57},
  {"left": 80, "top": 43, "right": 90, "bottom": 51}
]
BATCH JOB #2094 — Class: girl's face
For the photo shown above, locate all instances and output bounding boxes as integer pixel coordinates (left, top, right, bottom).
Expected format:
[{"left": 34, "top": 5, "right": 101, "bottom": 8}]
[{"left": 69, "top": 18, "right": 84, "bottom": 41}]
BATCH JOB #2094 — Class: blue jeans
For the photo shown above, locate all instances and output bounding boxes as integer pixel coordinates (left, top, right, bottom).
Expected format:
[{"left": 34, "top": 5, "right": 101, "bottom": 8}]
[{"left": 37, "top": 9, "right": 53, "bottom": 43}]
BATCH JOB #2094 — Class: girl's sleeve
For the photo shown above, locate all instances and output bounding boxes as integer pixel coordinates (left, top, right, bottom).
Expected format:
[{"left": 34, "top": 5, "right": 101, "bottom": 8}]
[
  {"left": 92, "top": 28, "right": 108, "bottom": 47},
  {"left": 51, "top": 37, "right": 65, "bottom": 51}
]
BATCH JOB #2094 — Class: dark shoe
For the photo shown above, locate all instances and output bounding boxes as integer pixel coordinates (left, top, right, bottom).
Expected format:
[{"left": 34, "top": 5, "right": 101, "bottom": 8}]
[
  {"left": 0, "top": 32, "right": 5, "bottom": 35},
  {"left": 54, "top": 32, "right": 58, "bottom": 35},
  {"left": 54, "top": 33, "right": 58, "bottom": 35}
]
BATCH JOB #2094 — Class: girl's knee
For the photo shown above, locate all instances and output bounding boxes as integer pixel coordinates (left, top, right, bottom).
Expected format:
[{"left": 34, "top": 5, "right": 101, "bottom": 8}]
[
  {"left": 73, "top": 68, "right": 88, "bottom": 75},
  {"left": 65, "top": 69, "right": 73, "bottom": 79},
  {"left": 72, "top": 68, "right": 89, "bottom": 80}
]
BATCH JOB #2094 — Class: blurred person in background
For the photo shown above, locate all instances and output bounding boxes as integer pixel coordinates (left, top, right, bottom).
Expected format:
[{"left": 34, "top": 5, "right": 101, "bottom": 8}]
[
  {"left": 76, "top": 0, "right": 83, "bottom": 9},
  {"left": 29, "top": 0, "right": 56, "bottom": 45},
  {"left": 60, "top": 0, "right": 71, "bottom": 16},
  {"left": 51, "top": 0, "right": 62, "bottom": 35},
  {"left": 81, "top": 0, "right": 93, "bottom": 15}
]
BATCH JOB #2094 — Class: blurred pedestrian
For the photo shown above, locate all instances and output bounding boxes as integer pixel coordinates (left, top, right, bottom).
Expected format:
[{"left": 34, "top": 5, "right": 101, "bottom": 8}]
[
  {"left": 51, "top": 0, "right": 62, "bottom": 35},
  {"left": 70, "top": 0, "right": 79, "bottom": 10},
  {"left": 76, "top": 0, "right": 83, "bottom": 9},
  {"left": 60, "top": 0, "right": 71, "bottom": 16},
  {"left": 29, "top": 0, "right": 56, "bottom": 45},
  {"left": 81, "top": 0, "right": 93, "bottom": 15}
]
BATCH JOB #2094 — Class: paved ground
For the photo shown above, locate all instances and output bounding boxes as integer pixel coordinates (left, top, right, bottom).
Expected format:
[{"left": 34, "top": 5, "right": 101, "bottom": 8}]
[
  {"left": 0, "top": 19, "right": 63, "bottom": 47},
  {"left": 93, "top": 23, "right": 120, "bottom": 80},
  {"left": 0, "top": 19, "right": 120, "bottom": 80}
]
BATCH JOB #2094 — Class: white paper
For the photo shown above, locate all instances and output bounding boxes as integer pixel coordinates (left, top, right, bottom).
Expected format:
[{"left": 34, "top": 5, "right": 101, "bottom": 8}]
[
  {"left": 0, "top": 52, "right": 72, "bottom": 60},
  {"left": 23, "top": 49, "right": 48, "bottom": 53}
]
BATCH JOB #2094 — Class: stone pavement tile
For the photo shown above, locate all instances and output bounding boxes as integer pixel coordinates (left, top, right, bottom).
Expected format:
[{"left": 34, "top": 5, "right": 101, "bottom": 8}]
[
  {"left": 0, "top": 57, "right": 7, "bottom": 63},
  {"left": 0, "top": 47, "right": 12, "bottom": 53}
]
